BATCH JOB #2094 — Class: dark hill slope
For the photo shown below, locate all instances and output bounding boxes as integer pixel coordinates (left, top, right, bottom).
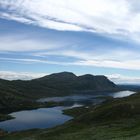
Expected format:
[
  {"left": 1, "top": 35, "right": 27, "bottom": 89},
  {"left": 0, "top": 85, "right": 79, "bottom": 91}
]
[
  {"left": 0, "top": 72, "right": 119, "bottom": 99},
  {"left": 0, "top": 79, "right": 44, "bottom": 114},
  {"left": 32, "top": 72, "right": 118, "bottom": 92}
]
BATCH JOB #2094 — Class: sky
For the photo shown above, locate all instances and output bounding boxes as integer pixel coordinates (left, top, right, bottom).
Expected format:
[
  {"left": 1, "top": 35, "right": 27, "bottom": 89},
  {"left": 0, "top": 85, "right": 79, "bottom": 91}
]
[{"left": 0, "top": 0, "right": 140, "bottom": 84}]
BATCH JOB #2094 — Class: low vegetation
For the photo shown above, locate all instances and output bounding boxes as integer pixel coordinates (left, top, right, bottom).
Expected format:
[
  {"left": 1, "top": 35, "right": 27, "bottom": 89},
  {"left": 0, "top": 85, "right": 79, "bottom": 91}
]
[{"left": 1, "top": 92, "right": 140, "bottom": 140}]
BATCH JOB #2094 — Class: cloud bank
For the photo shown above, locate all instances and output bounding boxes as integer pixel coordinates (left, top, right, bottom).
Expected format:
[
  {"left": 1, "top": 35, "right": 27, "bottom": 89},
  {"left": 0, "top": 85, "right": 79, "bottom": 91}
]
[
  {"left": 108, "top": 74, "right": 140, "bottom": 84},
  {"left": 0, "top": 71, "right": 46, "bottom": 80}
]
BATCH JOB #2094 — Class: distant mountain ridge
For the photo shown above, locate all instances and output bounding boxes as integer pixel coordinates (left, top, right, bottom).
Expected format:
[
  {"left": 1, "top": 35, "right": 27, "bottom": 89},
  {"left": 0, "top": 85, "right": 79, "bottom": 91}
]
[
  {"left": 32, "top": 72, "right": 118, "bottom": 94},
  {"left": 0, "top": 72, "right": 119, "bottom": 99},
  {"left": 0, "top": 72, "right": 120, "bottom": 114}
]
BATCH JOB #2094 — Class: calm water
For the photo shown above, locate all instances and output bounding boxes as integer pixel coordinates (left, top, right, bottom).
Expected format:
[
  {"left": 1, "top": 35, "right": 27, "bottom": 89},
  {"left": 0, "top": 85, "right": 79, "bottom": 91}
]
[
  {"left": 38, "top": 90, "right": 135, "bottom": 104},
  {"left": 0, "top": 90, "right": 135, "bottom": 132},
  {"left": 109, "top": 90, "right": 135, "bottom": 98},
  {"left": 0, "top": 107, "right": 73, "bottom": 132}
]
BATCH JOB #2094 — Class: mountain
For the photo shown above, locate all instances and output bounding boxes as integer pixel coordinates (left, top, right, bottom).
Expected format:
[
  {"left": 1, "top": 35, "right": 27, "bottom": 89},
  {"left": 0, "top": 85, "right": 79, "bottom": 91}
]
[
  {"left": 0, "top": 72, "right": 119, "bottom": 99},
  {"left": 35, "top": 72, "right": 118, "bottom": 91},
  {"left": 0, "top": 72, "right": 119, "bottom": 122}
]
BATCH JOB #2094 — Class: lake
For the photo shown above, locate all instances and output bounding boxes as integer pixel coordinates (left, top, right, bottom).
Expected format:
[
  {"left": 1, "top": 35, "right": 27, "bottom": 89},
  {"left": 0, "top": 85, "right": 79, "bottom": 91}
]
[
  {"left": 38, "top": 90, "right": 135, "bottom": 105},
  {"left": 0, "top": 90, "right": 135, "bottom": 132},
  {"left": 0, "top": 106, "right": 73, "bottom": 132}
]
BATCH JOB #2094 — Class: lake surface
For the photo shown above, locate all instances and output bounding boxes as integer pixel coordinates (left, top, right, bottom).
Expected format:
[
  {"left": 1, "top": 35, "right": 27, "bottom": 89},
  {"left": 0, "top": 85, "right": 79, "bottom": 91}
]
[
  {"left": 0, "top": 90, "right": 135, "bottom": 132},
  {"left": 38, "top": 90, "right": 135, "bottom": 105},
  {"left": 0, "top": 107, "right": 73, "bottom": 132},
  {"left": 109, "top": 90, "right": 135, "bottom": 98}
]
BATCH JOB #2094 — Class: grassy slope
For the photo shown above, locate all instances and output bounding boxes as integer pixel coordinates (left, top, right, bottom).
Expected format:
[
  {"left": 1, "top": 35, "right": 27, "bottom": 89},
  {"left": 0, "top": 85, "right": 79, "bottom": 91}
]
[{"left": 2, "top": 92, "right": 140, "bottom": 140}]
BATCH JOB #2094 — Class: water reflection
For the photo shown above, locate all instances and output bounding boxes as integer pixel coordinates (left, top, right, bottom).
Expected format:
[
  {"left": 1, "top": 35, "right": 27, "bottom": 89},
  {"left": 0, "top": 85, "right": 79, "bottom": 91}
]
[
  {"left": 39, "top": 90, "right": 135, "bottom": 104},
  {"left": 0, "top": 90, "right": 135, "bottom": 132},
  {"left": 109, "top": 90, "right": 135, "bottom": 98},
  {"left": 0, "top": 107, "right": 72, "bottom": 132}
]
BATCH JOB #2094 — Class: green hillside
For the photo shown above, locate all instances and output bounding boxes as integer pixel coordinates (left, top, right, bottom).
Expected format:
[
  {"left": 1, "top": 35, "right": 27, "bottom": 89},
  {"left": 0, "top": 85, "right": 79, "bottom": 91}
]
[{"left": 2, "top": 92, "right": 140, "bottom": 140}]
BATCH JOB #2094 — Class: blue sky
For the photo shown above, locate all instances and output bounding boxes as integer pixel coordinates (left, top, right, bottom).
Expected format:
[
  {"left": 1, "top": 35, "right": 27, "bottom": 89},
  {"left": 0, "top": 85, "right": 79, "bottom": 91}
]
[{"left": 0, "top": 0, "right": 140, "bottom": 84}]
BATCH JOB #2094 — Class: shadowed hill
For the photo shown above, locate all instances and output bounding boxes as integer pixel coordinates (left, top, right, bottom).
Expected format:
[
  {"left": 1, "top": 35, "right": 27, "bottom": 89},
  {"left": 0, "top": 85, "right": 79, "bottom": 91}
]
[
  {"left": 0, "top": 72, "right": 119, "bottom": 99},
  {"left": 32, "top": 72, "right": 118, "bottom": 93}
]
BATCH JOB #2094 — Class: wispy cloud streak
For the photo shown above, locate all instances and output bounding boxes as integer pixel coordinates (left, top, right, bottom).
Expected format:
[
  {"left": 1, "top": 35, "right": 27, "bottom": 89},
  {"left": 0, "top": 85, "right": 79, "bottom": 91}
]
[{"left": 1, "top": 0, "right": 140, "bottom": 40}]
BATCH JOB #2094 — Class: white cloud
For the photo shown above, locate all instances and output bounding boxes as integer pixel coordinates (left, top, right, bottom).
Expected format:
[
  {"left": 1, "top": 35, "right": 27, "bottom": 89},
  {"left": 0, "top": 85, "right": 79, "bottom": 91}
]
[
  {"left": 0, "top": 0, "right": 140, "bottom": 71},
  {"left": 0, "top": 71, "right": 47, "bottom": 80},
  {"left": 33, "top": 48, "right": 140, "bottom": 61},
  {"left": 32, "top": 49, "right": 140, "bottom": 70},
  {"left": 1, "top": 0, "right": 140, "bottom": 40},
  {"left": 0, "top": 70, "right": 140, "bottom": 84},
  {"left": 0, "top": 35, "right": 66, "bottom": 51},
  {"left": 1, "top": 53, "right": 140, "bottom": 70},
  {"left": 107, "top": 74, "right": 140, "bottom": 84}
]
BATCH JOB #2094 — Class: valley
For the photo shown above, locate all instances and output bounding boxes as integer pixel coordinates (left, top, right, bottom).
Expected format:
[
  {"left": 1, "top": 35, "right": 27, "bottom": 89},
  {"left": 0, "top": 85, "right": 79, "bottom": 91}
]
[{"left": 0, "top": 72, "right": 139, "bottom": 140}]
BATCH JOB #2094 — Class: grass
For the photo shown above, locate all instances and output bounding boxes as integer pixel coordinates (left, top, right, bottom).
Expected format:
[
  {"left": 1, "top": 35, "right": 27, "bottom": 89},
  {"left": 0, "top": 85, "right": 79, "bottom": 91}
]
[
  {"left": 1, "top": 92, "right": 140, "bottom": 140},
  {"left": 2, "top": 118, "right": 140, "bottom": 140},
  {"left": 0, "top": 114, "right": 14, "bottom": 122}
]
